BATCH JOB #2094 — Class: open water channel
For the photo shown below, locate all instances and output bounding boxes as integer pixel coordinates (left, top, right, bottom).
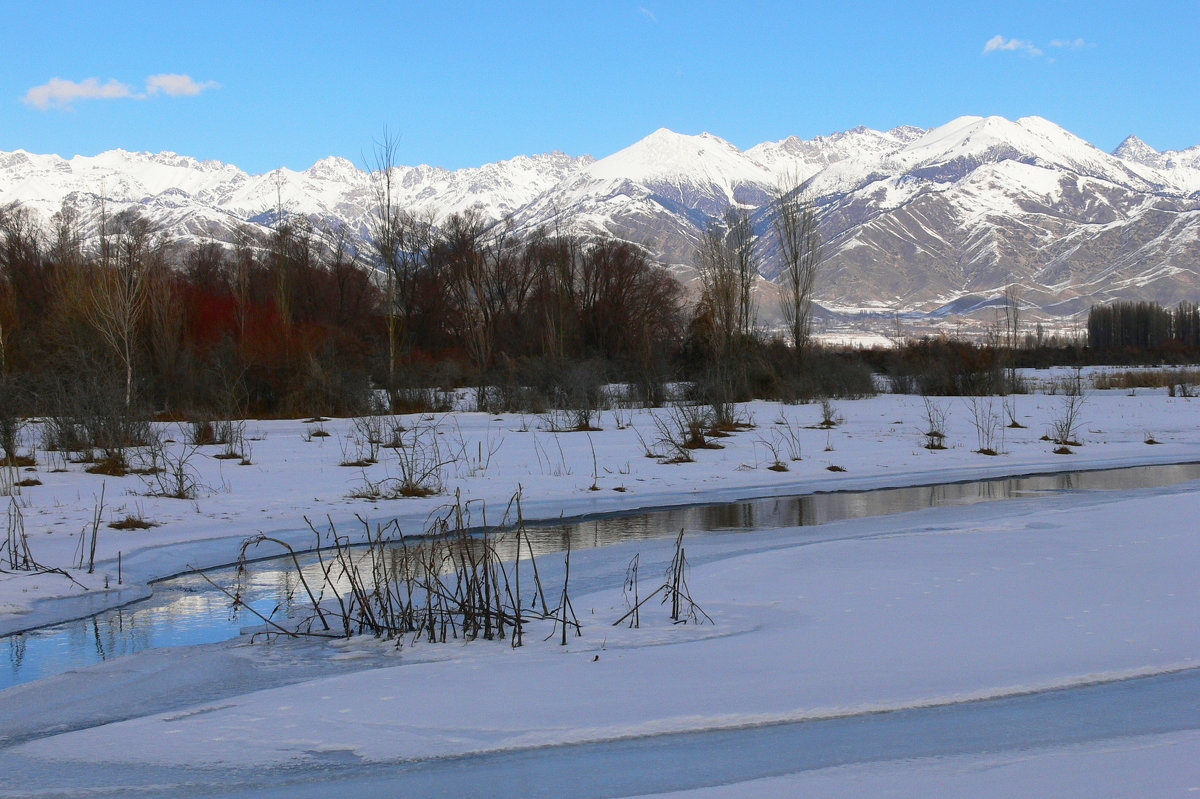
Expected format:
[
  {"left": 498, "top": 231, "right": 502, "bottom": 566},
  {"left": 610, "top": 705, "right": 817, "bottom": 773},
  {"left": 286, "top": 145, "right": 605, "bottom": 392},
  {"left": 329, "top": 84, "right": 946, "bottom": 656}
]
[{"left": 5, "top": 462, "right": 1200, "bottom": 690}]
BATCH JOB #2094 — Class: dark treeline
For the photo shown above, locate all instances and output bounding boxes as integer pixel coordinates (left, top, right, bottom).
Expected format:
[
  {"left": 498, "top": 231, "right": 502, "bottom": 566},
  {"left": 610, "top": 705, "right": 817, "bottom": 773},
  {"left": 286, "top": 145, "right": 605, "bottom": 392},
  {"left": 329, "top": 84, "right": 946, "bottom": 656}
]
[
  {"left": 7, "top": 198, "right": 1195, "bottom": 422},
  {"left": 0, "top": 201, "right": 703, "bottom": 417},
  {"left": 371, "top": 209, "right": 686, "bottom": 408},
  {"left": 1, "top": 202, "right": 380, "bottom": 417},
  {"left": 1087, "top": 300, "right": 1200, "bottom": 352},
  {"left": 0, "top": 198, "right": 882, "bottom": 422}
]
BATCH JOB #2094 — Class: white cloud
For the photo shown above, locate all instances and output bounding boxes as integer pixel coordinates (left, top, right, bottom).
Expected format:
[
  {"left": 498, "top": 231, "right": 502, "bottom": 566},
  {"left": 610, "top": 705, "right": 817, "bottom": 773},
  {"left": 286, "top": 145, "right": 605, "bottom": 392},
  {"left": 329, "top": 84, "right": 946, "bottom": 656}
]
[
  {"left": 145, "top": 73, "right": 221, "bottom": 97},
  {"left": 22, "top": 77, "right": 137, "bottom": 110},
  {"left": 638, "top": 6, "right": 657, "bottom": 22},
  {"left": 983, "top": 34, "right": 1043, "bottom": 57},
  {"left": 1049, "top": 38, "right": 1094, "bottom": 49},
  {"left": 22, "top": 73, "right": 220, "bottom": 111}
]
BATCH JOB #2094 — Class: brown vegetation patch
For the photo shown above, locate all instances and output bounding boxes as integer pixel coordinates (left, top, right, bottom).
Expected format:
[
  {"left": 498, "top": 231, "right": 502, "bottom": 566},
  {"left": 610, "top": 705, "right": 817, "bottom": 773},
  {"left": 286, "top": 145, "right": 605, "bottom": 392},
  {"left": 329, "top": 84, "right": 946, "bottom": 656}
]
[
  {"left": 109, "top": 516, "right": 157, "bottom": 530},
  {"left": 191, "top": 422, "right": 218, "bottom": 445},
  {"left": 682, "top": 437, "right": 723, "bottom": 450},
  {"left": 396, "top": 485, "right": 438, "bottom": 498},
  {"left": 1093, "top": 369, "right": 1200, "bottom": 390},
  {"left": 86, "top": 457, "right": 130, "bottom": 476},
  {"left": 1, "top": 455, "right": 36, "bottom": 468},
  {"left": 340, "top": 458, "right": 377, "bottom": 467}
]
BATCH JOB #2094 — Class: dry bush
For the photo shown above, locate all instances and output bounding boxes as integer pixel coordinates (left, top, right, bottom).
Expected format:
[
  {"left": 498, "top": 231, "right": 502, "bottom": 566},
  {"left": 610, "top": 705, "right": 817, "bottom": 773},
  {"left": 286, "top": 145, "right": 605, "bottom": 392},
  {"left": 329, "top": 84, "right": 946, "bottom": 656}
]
[
  {"left": 140, "top": 427, "right": 202, "bottom": 499},
  {"left": 1049, "top": 392, "right": 1086, "bottom": 447},
  {"left": 817, "top": 397, "right": 842, "bottom": 428},
  {"left": 922, "top": 397, "right": 949, "bottom": 450},
  {"left": 446, "top": 419, "right": 503, "bottom": 478},
  {"left": 773, "top": 412, "right": 804, "bottom": 461},
  {"left": 208, "top": 490, "right": 565, "bottom": 648},
  {"left": 651, "top": 403, "right": 720, "bottom": 463},
  {"left": 188, "top": 419, "right": 218, "bottom": 446},
  {"left": 965, "top": 395, "right": 1002, "bottom": 455},
  {"left": 352, "top": 416, "right": 451, "bottom": 498},
  {"left": 1047, "top": 369, "right": 1087, "bottom": 447},
  {"left": 756, "top": 433, "right": 789, "bottom": 471},
  {"left": 614, "top": 530, "right": 711, "bottom": 628},
  {"left": 109, "top": 514, "right": 157, "bottom": 530},
  {"left": 1093, "top": 368, "right": 1200, "bottom": 391}
]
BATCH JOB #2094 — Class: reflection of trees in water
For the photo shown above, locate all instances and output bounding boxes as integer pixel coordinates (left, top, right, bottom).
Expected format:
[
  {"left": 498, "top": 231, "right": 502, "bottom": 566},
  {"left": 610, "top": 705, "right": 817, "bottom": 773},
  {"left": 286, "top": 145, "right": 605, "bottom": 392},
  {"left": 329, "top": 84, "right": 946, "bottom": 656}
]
[
  {"left": 9, "top": 463, "right": 1200, "bottom": 690},
  {"left": 91, "top": 609, "right": 154, "bottom": 659},
  {"left": 8, "top": 633, "right": 25, "bottom": 671}
]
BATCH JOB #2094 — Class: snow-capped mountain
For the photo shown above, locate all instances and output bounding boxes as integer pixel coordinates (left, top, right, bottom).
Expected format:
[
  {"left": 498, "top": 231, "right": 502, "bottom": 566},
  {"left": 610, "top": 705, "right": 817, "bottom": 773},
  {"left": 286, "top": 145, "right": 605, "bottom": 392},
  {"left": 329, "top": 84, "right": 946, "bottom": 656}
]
[
  {"left": 0, "top": 147, "right": 594, "bottom": 244},
  {"left": 3, "top": 114, "right": 1199, "bottom": 319}
]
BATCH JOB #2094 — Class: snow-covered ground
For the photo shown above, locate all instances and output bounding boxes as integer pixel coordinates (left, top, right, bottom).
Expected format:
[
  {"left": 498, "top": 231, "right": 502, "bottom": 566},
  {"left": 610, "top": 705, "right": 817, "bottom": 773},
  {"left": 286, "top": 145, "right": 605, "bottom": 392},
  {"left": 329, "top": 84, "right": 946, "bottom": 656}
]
[
  {"left": 3, "top": 379, "right": 1197, "bottom": 633},
  {"left": 644, "top": 731, "right": 1200, "bottom": 799},
  {"left": 1, "top": 383, "right": 1198, "bottom": 796}
]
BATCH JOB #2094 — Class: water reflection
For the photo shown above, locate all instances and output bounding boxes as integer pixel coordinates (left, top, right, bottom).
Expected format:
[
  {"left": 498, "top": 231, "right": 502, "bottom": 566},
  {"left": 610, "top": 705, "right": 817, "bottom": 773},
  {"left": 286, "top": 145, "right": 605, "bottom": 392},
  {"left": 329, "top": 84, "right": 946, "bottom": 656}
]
[{"left": 5, "top": 463, "right": 1200, "bottom": 689}]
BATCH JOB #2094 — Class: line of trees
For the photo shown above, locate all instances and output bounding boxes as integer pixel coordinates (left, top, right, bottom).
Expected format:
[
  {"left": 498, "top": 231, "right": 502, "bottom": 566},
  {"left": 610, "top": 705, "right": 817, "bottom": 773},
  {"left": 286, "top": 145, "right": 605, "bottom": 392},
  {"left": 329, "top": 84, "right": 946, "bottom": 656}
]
[
  {"left": 0, "top": 201, "right": 380, "bottom": 417},
  {"left": 0, "top": 200, "right": 690, "bottom": 417},
  {"left": 0, "top": 171, "right": 852, "bottom": 420},
  {"left": 1087, "top": 300, "right": 1200, "bottom": 351}
]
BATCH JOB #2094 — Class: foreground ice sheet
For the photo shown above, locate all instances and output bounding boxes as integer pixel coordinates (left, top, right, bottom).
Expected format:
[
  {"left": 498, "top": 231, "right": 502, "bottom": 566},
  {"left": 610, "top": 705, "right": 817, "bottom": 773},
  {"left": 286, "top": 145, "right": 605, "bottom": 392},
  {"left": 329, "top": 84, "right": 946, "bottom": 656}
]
[
  {"left": 1, "top": 476, "right": 1197, "bottom": 796},
  {"left": 1, "top": 388, "right": 1198, "bottom": 795},
  {"left": 643, "top": 731, "right": 1200, "bottom": 799}
]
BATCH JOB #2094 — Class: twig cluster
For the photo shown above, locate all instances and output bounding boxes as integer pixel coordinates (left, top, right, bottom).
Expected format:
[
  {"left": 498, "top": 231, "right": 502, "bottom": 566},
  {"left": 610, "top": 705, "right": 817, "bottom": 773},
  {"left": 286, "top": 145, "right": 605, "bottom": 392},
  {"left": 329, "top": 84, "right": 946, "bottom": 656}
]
[{"left": 204, "top": 489, "right": 579, "bottom": 648}]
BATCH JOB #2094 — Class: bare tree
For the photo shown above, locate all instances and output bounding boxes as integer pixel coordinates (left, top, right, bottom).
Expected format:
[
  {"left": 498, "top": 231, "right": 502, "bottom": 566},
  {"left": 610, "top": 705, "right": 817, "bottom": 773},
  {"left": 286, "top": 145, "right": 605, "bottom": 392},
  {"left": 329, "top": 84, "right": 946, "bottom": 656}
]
[
  {"left": 367, "top": 130, "right": 402, "bottom": 396},
  {"left": 49, "top": 202, "right": 86, "bottom": 271},
  {"left": 438, "top": 210, "right": 503, "bottom": 400},
  {"left": 1001, "top": 280, "right": 1020, "bottom": 392},
  {"left": 143, "top": 259, "right": 185, "bottom": 410},
  {"left": 773, "top": 178, "right": 822, "bottom": 352},
  {"left": 268, "top": 218, "right": 314, "bottom": 344},
  {"left": 725, "top": 206, "right": 758, "bottom": 339},
  {"left": 696, "top": 206, "right": 758, "bottom": 356},
  {"left": 84, "top": 210, "right": 161, "bottom": 408},
  {"left": 230, "top": 224, "right": 258, "bottom": 349},
  {"left": 536, "top": 226, "right": 583, "bottom": 361}
]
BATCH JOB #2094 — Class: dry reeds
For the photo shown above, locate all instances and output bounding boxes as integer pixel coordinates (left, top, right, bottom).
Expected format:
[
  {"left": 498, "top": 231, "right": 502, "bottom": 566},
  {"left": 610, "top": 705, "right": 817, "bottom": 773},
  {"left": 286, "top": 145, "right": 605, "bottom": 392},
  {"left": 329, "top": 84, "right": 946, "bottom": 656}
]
[{"left": 209, "top": 489, "right": 569, "bottom": 648}]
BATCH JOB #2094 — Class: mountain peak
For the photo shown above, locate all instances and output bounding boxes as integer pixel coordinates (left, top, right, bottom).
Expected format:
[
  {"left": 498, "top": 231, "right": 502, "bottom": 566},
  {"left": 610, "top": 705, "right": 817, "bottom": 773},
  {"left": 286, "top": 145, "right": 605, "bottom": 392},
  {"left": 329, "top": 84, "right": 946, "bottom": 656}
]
[
  {"left": 1112, "top": 134, "right": 1160, "bottom": 166},
  {"left": 886, "top": 125, "right": 925, "bottom": 143},
  {"left": 306, "top": 155, "right": 362, "bottom": 182},
  {"left": 587, "top": 127, "right": 765, "bottom": 185}
]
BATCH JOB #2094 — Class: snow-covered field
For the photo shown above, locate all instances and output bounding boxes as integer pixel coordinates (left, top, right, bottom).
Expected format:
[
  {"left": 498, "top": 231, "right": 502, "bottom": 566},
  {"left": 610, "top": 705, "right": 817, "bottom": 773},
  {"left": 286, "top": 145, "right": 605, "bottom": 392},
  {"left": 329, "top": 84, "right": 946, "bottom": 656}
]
[{"left": 1, "top": 382, "right": 1198, "bottom": 796}]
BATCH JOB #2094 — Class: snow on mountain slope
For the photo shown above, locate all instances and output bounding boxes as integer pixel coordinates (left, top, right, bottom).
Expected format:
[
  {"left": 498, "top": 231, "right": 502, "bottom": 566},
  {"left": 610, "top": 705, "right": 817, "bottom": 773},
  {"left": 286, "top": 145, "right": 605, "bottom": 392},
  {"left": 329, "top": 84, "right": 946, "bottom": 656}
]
[
  {"left": 1112, "top": 135, "right": 1200, "bottom": 193},
  {"left": 0, "top": 147, "right": 592, "bottom": 242},
  {"left": 588, "top": 128, "right": 771, "bottom": 190},
  {"left": 747, "top": 125, "right": 921, "bottom": 184},
  {"left": 884, "top": 116, "right": 1156, "bottom": 191},
  {"left": 1113, "top": 135, "right": 1200, "bottom": 171},
  {"left": 2, "top": 115, "right": 1199, "bottom": 317}
]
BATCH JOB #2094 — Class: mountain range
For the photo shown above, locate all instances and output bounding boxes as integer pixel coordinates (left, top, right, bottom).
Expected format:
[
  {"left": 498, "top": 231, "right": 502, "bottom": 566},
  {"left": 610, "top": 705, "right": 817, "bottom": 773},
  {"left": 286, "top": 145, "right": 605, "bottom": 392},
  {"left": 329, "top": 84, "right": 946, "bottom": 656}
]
[{"left": 3, "top": 114, "right": 1200, "bottom": 321}]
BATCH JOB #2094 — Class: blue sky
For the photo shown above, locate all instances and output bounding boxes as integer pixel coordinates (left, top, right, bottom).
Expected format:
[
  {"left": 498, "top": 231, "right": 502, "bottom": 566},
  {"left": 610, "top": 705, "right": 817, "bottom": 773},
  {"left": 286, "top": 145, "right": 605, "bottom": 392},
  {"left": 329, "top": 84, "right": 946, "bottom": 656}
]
[{"left": 3, "top": 1, "right": 1197, "bottom": 173}]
